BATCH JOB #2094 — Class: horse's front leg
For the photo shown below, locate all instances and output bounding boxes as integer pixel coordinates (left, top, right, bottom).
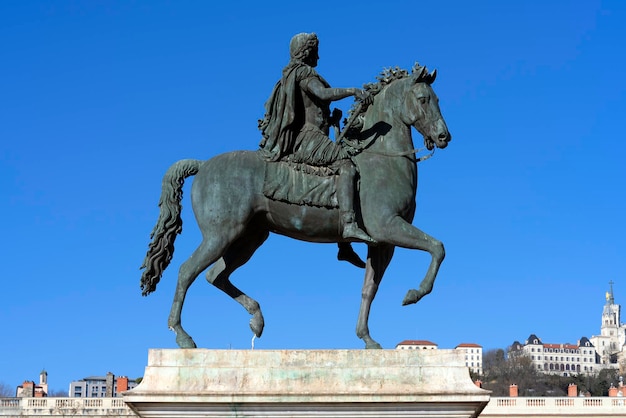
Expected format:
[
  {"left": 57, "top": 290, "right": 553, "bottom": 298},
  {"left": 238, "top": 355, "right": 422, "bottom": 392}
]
[
  {"left": 377, "top": 216, "right": 445, "bottom": 306},
  {"left": 356, "top": 244, "right": 395, "bottom": 349}
]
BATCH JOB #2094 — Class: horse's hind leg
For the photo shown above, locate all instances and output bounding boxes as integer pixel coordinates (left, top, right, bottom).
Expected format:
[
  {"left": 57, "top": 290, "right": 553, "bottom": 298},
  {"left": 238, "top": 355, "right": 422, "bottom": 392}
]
[
  {"left": 168, "top": 237, "right": 225, "bottom": 348},
  {"left": 356, "top": 244, "right": 395, "bottom": 349},
  {"left": 206, "top": 228, "right": 269, "bottom": 339}
]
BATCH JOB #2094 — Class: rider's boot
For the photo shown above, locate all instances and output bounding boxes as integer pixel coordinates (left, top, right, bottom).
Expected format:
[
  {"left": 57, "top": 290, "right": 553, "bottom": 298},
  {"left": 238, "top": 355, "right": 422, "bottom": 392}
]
[
  {"left": 336, "top": 160, "right": 376, "bottom": 244},
  {"left": 341, "top": 211, "right": 376, "bottom": 243},
  {"left": 337, "top": 242, "right": 366, "bottom": 268}
]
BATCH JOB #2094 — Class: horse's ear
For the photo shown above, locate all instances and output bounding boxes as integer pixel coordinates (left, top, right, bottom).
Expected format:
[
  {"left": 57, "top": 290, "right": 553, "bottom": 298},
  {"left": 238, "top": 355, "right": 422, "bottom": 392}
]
[
  {"left": 429, "top": 69, "right": 437, "bottom": 83},
  {"left": 411, "top": 63, "right": 429, "bottom": 83}
]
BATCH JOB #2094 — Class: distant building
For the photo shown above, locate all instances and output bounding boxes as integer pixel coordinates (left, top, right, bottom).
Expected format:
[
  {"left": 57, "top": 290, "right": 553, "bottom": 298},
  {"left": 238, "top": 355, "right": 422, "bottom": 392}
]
[
  {"left": 16, "top": 370, "right": 48, "bottom": 397},
  {"left": 455, "top": 343, "right": 483, "bottom": 375},
  {"left": 510, "top": 334, "right": 598, "bottom": 375},
  {"left": 395, "top": 340, "right": 483, "bottom": 374},
  {"left": 395, "top": 340, "right": 438, "bottom": 350},
  {"left": 68, "top": 372, "right": 137, "bottom": 398},
  {"left": 509, "top": 282, "right": 626, "bottom": 376}
]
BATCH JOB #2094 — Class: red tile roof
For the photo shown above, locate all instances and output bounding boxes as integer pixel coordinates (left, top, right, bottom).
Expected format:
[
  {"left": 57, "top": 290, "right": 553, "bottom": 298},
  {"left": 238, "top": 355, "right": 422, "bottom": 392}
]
[{"left": 396, "top": 340, "right": 438, "bottom": 346}]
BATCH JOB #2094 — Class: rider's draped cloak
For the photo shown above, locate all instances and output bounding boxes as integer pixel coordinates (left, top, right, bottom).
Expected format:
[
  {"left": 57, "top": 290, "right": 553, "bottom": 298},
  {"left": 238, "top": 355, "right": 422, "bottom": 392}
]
[{"left": 258, "top": 61, "right": 320, "bottom": 162}]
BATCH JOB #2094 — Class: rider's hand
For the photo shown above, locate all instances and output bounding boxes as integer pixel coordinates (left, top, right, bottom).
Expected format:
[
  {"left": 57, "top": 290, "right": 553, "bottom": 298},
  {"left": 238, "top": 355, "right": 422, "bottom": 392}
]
[
  {"left": 354, "top": 89, "right": 373, "bottom": 106},
  {"left": 330, "top": 108, "right": 342, "bottom": 127}
]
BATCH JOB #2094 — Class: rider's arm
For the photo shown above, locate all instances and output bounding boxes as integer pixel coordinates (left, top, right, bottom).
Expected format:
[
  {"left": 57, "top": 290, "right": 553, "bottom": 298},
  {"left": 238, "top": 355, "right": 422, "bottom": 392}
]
[{"left": 301, "top": 77, "right": 362, "bottom": 102}]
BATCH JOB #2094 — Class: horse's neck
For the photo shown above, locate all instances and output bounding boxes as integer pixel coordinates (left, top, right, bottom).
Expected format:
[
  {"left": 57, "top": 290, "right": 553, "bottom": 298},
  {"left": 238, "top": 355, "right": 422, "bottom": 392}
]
[{"left": 362, "top": 107, "right": 414, "bottom": 155}]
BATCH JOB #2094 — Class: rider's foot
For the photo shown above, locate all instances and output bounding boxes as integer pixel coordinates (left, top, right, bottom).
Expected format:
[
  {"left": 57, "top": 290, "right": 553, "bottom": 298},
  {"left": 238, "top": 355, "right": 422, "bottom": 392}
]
[
  {"left": 342, "top": 222, "right": 377, "bottom": 244},
  {"left": 337, "top": 243, "right": 366, "bottom": 268}
]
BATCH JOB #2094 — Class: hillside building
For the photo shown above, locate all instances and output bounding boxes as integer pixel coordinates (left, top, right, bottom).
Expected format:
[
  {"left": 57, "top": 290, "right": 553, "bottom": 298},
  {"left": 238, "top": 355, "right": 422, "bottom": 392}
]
[{"left": 510, "top": 282, "right": 625, "bottom": 376}]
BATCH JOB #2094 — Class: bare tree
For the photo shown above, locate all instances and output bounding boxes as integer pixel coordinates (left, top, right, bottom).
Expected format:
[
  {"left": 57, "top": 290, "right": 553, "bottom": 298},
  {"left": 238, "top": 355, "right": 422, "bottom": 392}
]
[
  {"left": 0, "top": 382, "right": 14, "bottom": 397},
  {"left": 48, "top": 388, "right": 68, "bottom": 397}
]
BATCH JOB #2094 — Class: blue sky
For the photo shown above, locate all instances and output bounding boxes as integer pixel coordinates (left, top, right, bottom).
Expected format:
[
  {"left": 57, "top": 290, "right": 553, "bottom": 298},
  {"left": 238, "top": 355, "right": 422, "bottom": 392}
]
[{"left": 1, "top": 0, "right": 625, "bottom": 393}]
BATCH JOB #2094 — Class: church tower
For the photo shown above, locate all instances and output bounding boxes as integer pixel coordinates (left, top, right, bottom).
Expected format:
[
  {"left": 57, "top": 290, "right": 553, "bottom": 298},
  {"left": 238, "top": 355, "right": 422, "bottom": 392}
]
[
  {"left": 601, "top": 281, "right": 620, "bottom": 331},
  {"left": 592, "top": 281, "right": 626, "bottom": 364}
]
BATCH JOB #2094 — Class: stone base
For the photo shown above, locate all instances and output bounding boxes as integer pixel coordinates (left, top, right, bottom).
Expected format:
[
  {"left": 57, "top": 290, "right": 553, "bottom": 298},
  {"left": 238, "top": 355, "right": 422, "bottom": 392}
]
[{"left": 123, "top": 349, "right": 490, "bottom": 418}]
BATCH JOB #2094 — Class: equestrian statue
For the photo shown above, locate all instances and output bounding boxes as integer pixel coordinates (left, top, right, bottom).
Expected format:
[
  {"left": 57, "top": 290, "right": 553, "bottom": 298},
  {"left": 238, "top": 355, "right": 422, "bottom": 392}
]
[{"left": 140, "top": 33, "right": 452, "bottom": 349}]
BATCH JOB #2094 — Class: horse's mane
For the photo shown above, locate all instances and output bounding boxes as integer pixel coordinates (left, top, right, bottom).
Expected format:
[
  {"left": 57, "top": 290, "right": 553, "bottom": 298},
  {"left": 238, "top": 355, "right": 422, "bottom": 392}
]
[{"left": 344, "top": 62, "right": 435, "bottom": 131}]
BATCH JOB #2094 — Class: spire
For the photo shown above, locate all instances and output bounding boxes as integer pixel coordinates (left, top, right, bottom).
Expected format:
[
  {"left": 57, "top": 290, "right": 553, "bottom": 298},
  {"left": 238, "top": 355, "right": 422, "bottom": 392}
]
[{"left": 608, "top": 280, "right": 615, "bottom": 305}]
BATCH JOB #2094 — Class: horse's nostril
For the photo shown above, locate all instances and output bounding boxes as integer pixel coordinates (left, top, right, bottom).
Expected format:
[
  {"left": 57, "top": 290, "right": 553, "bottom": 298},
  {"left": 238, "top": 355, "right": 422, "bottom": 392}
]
[{"left": 439, "top": 132, "right": 451, "bottom": 142}]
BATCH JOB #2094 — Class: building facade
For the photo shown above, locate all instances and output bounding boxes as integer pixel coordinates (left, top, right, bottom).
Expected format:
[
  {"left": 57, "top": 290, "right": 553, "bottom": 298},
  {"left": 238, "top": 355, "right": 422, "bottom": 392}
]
[
  {"left": 395, "top": 339, "right": 438, "bottom": 350},
  {"left": 68, "top": 372, "right": 137, "bottom": 398},
  {"left": 395, "top": 340, "right": 483, "bottom": 374},
  {"left": 456, "top": 343, "right": 483, "bottom": 375},
  {"left": 510, "top": 334, "right": 599, "bottom": 375}
]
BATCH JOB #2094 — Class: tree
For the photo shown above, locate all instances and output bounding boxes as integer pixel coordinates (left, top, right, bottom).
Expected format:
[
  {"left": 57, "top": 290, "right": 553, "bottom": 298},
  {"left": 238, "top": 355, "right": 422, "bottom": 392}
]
[
  {"left": 480, "top": 349, "right": 542, "bottom": 396},
  {"left": 0, "top": 382, "right": 14, "bottom": 397},
  {"left": 48, "top": 388, "right": 68, "bottom": 397},
  {"left": 590, "top": 368, "right": 620, "bottom": 396}
]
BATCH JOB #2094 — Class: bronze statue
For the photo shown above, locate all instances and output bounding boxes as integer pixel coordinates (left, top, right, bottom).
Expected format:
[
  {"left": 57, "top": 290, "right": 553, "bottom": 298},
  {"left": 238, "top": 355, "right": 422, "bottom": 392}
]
[{"left": 141, "top": 33, "right": 451, "bottom": 349}]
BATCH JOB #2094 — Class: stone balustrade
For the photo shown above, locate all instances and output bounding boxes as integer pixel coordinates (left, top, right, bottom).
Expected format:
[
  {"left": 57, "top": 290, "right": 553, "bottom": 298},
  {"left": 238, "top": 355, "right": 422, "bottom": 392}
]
[
  {"left": 3, "top": 396, "right": 626, "bottom": 417},
  {"left": 481, "top": 396, "right": 626, "bottom": 417},
  {"left": 0, "top": 397, "right": 136, "bottom": 416}
]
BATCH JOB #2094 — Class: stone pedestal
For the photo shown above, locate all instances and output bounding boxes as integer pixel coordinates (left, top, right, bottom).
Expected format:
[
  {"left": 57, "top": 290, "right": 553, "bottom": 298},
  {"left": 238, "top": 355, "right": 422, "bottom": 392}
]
[{"left": 123, "top": 349, "right": 489, "bottom": 418}]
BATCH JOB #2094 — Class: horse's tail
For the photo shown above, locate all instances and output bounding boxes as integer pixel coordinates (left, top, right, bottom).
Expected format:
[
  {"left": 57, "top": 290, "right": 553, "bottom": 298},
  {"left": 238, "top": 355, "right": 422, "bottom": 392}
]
[{"left": 140, "top": 159, "right": 203, "bottom": 296}]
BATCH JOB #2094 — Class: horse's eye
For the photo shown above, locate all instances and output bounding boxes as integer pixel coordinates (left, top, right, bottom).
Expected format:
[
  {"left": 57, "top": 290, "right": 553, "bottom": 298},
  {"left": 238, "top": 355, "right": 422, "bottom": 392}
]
[{"left": 417, "top": 96, "right": 428, "bottom": 105}]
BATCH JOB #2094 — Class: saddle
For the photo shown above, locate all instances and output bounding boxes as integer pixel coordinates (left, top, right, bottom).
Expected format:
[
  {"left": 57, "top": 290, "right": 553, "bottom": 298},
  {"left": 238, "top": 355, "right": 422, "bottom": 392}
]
[{"left": 263, "top": 160, "right": 339, "bottom": 209}]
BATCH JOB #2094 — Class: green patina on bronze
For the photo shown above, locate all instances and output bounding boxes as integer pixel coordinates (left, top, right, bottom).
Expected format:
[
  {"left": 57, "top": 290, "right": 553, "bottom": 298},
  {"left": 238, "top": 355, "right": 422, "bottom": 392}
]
[{"left": 140, "top": 33, "right": 452, "bottom": 350}]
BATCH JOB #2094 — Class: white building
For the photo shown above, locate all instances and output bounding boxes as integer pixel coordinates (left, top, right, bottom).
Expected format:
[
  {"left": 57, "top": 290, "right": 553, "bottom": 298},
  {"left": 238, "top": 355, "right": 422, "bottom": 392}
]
[
  {"left": 455, "top": 343, "right": 483, "bottom": 375},
  {"left": 510, "top": 334, "right": 598, "bottom": 375},
  {"left": 395, "top": 339, "right": 438, "bottom": 350},
  {"left": 395, "top": 340, "right": 483, "bottom": 374}
]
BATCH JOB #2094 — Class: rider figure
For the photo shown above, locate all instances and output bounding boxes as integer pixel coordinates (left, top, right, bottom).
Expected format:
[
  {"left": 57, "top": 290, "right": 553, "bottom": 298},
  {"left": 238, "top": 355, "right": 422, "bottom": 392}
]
[{"left": 258, "top": 33, "right": 375, "bottom": 258}]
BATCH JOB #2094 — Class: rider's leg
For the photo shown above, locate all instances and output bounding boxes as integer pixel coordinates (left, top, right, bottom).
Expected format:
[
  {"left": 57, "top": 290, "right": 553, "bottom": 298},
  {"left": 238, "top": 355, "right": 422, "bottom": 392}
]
[
  {"left": 337, "top": 160, "right": 375, "bottom": 243},
  {"left": 337, "top": 242, "right": 366, "bottom": 268}
]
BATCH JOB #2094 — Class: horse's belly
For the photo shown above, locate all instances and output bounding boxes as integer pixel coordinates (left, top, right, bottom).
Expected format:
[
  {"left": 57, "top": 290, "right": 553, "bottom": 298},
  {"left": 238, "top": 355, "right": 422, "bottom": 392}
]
[{"left": 264, "top": 201, "right": 340, "bottom": 243}]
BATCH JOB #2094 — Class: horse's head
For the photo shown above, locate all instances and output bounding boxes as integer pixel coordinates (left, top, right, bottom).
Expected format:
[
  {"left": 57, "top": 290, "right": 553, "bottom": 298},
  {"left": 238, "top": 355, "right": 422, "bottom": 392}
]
[
  {"left": 401, "top": 64, "right": 451, "bottom": 150},
  {"left": 364, "top": 64, "right": 451, "bottom": 151}
]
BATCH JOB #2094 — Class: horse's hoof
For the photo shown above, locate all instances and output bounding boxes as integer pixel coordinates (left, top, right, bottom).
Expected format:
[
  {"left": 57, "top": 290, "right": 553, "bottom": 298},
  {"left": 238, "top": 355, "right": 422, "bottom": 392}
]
[
  {"left": 402, "top": 289, "right": 420, "bottom": 305},
  {"left": 250, "top": 313, "right": 265, "bottom": 338},
  {"left": 176, "top": 334, "right": 197, "bottom": 349},
  {"left": 365, "top": 341, "right": 383, "bottom": 349}
]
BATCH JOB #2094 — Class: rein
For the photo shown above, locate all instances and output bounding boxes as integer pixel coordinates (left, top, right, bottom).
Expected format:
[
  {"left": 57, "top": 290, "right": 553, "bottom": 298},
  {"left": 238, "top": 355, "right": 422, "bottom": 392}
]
[
  {"left": 342, "top": 133, "right": 436, "bottom": 163},
  {"left": 362, "top": 146, "right": 435, "bottom": 162}
]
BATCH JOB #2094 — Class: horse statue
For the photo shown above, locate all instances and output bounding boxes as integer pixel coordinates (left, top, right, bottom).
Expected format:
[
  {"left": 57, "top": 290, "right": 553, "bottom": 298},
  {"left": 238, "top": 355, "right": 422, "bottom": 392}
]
[{"left": 140, "top": 63, "right": 451, "bottom": 349}]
